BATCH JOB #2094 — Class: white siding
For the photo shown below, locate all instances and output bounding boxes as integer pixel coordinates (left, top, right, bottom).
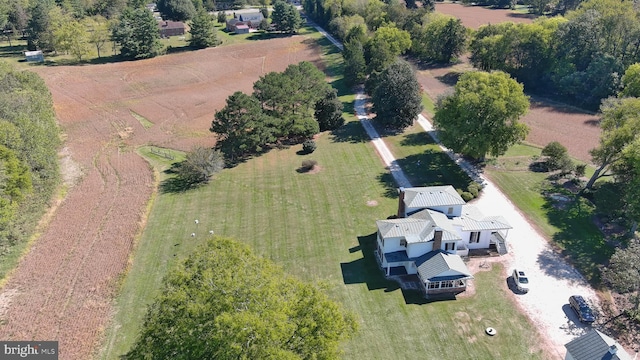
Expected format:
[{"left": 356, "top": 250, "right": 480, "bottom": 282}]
[
  {"left": 381, "top": 237, "right": 405, "bottom": 254},
  {"left": 407, "top": 242, "right": 433, "bottom": 258}
]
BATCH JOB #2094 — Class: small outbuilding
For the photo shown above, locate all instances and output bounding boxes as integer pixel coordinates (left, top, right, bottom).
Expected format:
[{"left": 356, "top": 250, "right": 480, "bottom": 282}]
[
  {"left": 24, "top": 50, "right": 44, "bottom": 63},
  {"left": 234, "top": 24, "right": 250, "bottom": 34}
]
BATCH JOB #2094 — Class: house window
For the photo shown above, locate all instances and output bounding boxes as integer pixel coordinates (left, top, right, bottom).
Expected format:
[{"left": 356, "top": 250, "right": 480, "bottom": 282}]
[
  {"left": 445, "top": 242, "right": 456, "bottom": 251},
  {"left": 457, "top": 280, "right": 465, "bottom": 287},
  {"left": 447, "top": 207, "right": 453, "bottom": 215},
  {"left": 470, "top": 232, "right": 480, "bottom": 243},
  {"left": 428, "top": 282, "right": 439, "bottom": 289},
  {"left": 441, "top": 280, "right": 454, "bottom": 288},
  {"left": 400, "top": 239, "right": 407, "bottom": 247}
]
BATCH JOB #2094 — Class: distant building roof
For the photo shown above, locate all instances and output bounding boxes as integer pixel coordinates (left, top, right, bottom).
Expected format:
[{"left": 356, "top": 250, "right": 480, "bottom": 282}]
[
  {"left": 565, "top": 330, "right": 634, "bottom": 360},
  {"left": 158, "top": 20, "right": 185, "bottom": 30},
  {"left": 403, "top": 186, "right": 466, "bottom": 209},
  {"left": 239, "top": 12, "right": 264, "bottom": 22}
]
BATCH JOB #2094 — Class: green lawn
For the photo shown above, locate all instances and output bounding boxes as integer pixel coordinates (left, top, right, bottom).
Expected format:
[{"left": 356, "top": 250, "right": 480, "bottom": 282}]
[
  {"left": 381, "top": 123, "right": 477, "bottom": 192},
  {"left": 485, "top": 143, "right": 613, "bottom": 284},
  {"left": 100, "top": 122, "right": 546, "bottom": 359}
]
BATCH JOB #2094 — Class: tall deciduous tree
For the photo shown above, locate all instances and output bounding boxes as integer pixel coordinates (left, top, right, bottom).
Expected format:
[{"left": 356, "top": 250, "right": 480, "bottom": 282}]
[
  {"left": 112, "top": 7, "right": 162, "bottom": 59},
  {"left": 157, "top": 0, "right": 196, "bottom": 21},
  {"left": 371, "top": 59, "right": 422, "bottom": 129},
  {"left": 365, "top": 24, "right": 411, "bottom": 73},
  {"left": 85, "top": 16, "right": 110, "bottom": 58},
  {"left": 124, "top": 237, "right": 358, "bottom": 360},
  {"left": 54, "top": 20, "right": 90, "bottom": 60},
  {"left": 411, "top": 14, "right": 467, "bottom": 64},
  {"left": 609, "top": 138, "right": 640, "bottom": 233},
  {"left": 211, "top": 91, "right": 275, "bottom": 161},
  {"left": 189, "top": 8, "right": 218, "bottom": 49},
  {"left": 584, "top": 97, "right": 640, "bottom": 190},
  {"left": 433, "top": 71, "right": 530, "bottom": 160},
  {"left": 271, "top": 0, "right": 301, "bottom": 33},
  {"left": 620, "top": 63, "right": 640, "bottom": 98}
]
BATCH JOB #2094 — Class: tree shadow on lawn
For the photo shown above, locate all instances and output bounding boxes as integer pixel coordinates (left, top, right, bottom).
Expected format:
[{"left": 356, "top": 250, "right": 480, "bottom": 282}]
[
  {"left": 159, "top": 163, "right": 200, "bottom": 193},
  {"left": 341, "top": 233, "right": 458, "bottom": 305},
  {"left": 329, "top": 121, "right": 370, "bottom": 144},
  {"left": 542, "top": 193, "right": 614, "bottom": 285}
]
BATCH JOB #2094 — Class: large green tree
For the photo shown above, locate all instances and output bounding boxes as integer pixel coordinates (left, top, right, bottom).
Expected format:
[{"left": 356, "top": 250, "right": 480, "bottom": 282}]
[
  {"left": 609, "top": 138, "right": 640, "bottom": 233},
  {"left": 411, "top": 14, "right": 467, "bottom": 64},
  {"left": 211, "top": 91, "right": 276, "bottom": 161},
  {"left": 619, "top": 63, "right": 640, "bottom": 98},
  {"left": 433, "top": 71, "right": 530, "bottom": 160},
  {"left": 112, "top": 7, "right": 162, "bottom": 59},
  {"left": 157, "top": 0, "right": 196, "bottom": 21},
  {"left": 365, "top": 24, "right": 411, "bottom": 73},
  {"left": 371, "top": 59, "right": 422, "bottom": 129},
  {"left": 189, "top": 8, "right": 218, "bottom": 49},
  {"left": 54, "top": 19, "right": 90, "bottom": 60},
  {"left": 584, "top": 97, "right": 640, "bottom": 190},
  {"left": 0, "top": 144, "right": 32, "bottom": 229},
  {"left": 314, "top": 87, "right": 344, "bottom": 131},
  {"left": 271, "top": 0, "right": 301, "bottom": 33},
  {"left": 124, "top": 237, "right": 357, "bottom": 360}
]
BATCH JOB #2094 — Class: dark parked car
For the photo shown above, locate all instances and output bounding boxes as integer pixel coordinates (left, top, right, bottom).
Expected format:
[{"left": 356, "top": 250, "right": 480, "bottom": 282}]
[{"left": 569, "top": 295, "right": 595, "bottom": 323}]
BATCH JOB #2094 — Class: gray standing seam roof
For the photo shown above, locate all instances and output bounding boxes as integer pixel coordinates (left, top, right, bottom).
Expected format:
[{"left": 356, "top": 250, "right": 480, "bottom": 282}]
[
  {"left": 415, "top": 250, "right": 472, "bottom": 281},
  {"left": 403, "top": 186, "right": 465, "bottom": 209},
  {"left": 564, "top": 330, "right": 633, "bottom": 360}
]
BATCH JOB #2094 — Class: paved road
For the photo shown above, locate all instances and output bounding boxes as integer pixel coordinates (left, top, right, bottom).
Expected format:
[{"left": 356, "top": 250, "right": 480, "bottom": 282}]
[{"left": 310, "top": 19, "right": 600, "bottom": 359}]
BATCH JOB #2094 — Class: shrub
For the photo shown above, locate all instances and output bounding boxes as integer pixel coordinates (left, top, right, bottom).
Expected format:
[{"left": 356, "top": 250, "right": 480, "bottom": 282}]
[
  {"left": 302, "top": 139, "right": 317, "bottom": 154},
  {"left": 542, "top": 141, "right": 570, "bottom": 171},
  {"left": 574, "top": 164, "right": 587, "bottom": 178},
  {"left": 467, "top": 182, "right": 481, "bottom": 197},
  {"left": 301, "top": 159, "right": 317, "bottom": 171},
  {"left": 460, "top": 191, "right": 474, "bottom": 202}
]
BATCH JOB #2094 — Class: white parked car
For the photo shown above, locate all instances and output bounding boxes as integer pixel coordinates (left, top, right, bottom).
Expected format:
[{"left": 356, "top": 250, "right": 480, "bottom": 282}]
[{"left": 512, "top": 269, "right": 530, "bottom": 293}]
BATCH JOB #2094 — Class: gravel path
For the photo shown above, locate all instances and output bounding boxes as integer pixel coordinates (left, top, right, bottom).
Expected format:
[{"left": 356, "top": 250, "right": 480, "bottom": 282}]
[{"left": 312, "top": 20, "right": 599, "bottom": 359}]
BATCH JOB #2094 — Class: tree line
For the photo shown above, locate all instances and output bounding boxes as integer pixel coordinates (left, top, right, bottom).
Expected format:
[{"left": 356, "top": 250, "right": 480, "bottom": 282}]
[
  {"left": 305, "top": 0, "right": 640, "bottom": 110},
  {"left": 0, "top": 61, "right": 60, "bottom": 256}
]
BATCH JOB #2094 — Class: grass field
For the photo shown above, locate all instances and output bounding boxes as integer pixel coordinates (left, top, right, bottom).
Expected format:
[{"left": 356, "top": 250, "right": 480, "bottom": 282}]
[
  {"left": 101, "top": 123, "right": 546, "bottom": 359},
  {"left": 484, "top": 143, "right": 613, "bottom": 284}
]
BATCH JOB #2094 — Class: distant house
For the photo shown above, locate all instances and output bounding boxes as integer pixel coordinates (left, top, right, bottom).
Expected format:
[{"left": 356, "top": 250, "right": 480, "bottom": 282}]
[
  {"left": 238, "top": 12, "right": 264, "bottom": 28},
  {"left": 375, "top": 185, "right": 512, "bottom": 297},
  {"left": 24, "top": 50, "right": 44, "bottom": 63},
  {"left": 564, "top": 330, "right": 634, "bottom": 360},
  {"left": 158, "top": 20, "right": 185, "bottom": 37}
]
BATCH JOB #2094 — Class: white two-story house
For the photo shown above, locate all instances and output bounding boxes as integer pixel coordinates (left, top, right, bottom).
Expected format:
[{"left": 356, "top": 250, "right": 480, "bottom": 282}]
[{"left": 375, "top": 185, "right": 512, "bottom": 297}]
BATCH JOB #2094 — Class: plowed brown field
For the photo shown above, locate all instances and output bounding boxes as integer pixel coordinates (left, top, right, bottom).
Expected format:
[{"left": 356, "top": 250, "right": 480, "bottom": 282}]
[
  {"left": 0, "top": 36, "right": 323, "bottom": 360},
  {"left": 431, "top": 3, "right": 601, "bottom": 162}
]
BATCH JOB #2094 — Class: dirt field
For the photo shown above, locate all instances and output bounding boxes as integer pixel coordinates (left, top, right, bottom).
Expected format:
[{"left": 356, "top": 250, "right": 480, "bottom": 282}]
[
  {"left": 0, "top": 36, "right": 323, "bottom": 360},
  {"left": 435, "top": 2, "right": 535, "bottom": 29},
  {"left": 426, "top": 3, "right": 601, "bottom": 163}
]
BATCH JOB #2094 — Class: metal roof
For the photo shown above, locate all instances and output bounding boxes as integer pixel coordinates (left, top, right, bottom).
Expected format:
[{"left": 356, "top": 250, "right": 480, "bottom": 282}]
[
  {"left": 564, "top": 330, "right": 633, "bottom": 360},
  {"left": 453, "top": 205, "right": 512, "bottom": 231},
  {"left": 415, "top": 250, "right": 473, "bottom": 281},
  {"left": 377, "top": 218, "right": 432, "bottom": 239},
  {"left": 403, "top": 186, "right": 465, "bottom": 209}
]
